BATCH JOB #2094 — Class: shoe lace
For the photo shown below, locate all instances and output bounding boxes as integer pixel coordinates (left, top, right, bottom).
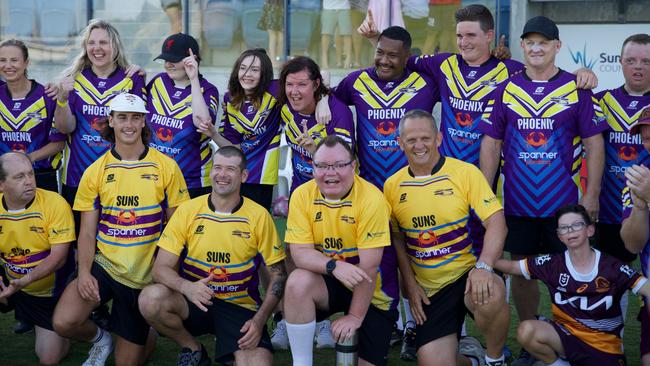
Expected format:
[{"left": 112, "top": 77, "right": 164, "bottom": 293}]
[
  {"left": 271, "top": 322, "right": 286, "bottom": 337},
  {"left": 317, "top": 321, "right": 330, "bottom": 336},
  {"left": 86, "top": 344, "right": 108, "bottom": 365}
]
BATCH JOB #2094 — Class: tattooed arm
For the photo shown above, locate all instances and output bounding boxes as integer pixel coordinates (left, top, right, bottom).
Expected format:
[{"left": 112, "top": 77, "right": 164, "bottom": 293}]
[{"left": 238, "top": 260, "right": 288, "bottom": 349}]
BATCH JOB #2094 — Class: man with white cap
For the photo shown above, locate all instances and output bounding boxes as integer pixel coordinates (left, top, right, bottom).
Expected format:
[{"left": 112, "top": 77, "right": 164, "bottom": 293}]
[
  {"left": 478, "top": 16, "right": 608, "bottom": 365},
  {"left": 52, "top": 93, "right": 189, "bottom": 366}
]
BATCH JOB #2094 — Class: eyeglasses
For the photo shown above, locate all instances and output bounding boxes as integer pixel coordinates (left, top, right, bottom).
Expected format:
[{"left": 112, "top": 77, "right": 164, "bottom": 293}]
[
  {"left": 556, "top": 222, "right": 587, "bottom": 235},
  {"left": 313, "top": 161, "right": 353, "bottom": 171}
]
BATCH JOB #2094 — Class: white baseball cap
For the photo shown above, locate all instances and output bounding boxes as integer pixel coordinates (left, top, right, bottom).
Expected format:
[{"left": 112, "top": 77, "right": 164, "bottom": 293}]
[{"left": 109, "top": 93, "right": 148, "bottom": 114}]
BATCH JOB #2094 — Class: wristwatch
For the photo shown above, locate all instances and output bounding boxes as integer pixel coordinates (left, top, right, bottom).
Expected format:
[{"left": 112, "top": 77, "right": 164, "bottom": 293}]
[
  {"left": 326, "top": 258, "right": 337, "bottom": 275},
  {"left": 475, "top": 261, "right": 494, "bottom": 273}
]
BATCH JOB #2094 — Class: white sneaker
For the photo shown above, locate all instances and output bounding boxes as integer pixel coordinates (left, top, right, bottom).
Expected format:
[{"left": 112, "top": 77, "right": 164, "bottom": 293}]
[
  {"left": 314, "top": 320, "right": 335, "bottom": 349},
  {"left": 459, "top": 336, "right": 486, "bottom": 366},
  {"left": 271, "top": 319, "right": 289, "bottom": 350},
  {"left": 82, "top": 332, "right": 113, "bottom": 366}
]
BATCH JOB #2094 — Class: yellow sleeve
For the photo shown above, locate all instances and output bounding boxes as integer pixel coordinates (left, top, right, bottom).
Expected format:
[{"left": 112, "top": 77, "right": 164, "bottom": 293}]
[
  {"left": 157, "top": 202, "right": 189, "bottom": 256},
  {"left": 285, "top": 185, "right": 314, "bottom": 245},
  {"left": 47, "top": 193, "right": 76, "bottom": 244},
  {"left": 73, "top": 162, "right": 100, "bottom": 212},
  {"left": 163, "top": 159, "right": 189, "bottom": 208},
  {"left": 466, "top": 164, "right": 503, "bottom": 221},
  {"left": 255, "top": 209, "right": 286, "bottom": 266},
  {"left": 356, "top": 190, "right": 391, "bottom": 249},
  {"left": 382, "top": 178, "right": 401, "bottom": 233}
]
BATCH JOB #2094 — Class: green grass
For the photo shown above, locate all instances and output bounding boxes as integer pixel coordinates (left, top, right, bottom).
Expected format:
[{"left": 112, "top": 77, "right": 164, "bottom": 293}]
[{"left": 0, "top": 218, "right": 644, "bottom": 365}]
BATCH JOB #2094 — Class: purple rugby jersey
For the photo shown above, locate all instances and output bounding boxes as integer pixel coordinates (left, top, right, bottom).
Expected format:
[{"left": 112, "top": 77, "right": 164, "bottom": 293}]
[
  {"left": 220, "top": 80, "right": 282, "bottom": 185},
  {"left": 281, "top": 94, "right": 355, "bottom": 194},
  {"left": 333, "top": 67, "right": 438, "bottom": 188},
  {"left": 0, "top": 82, "right": 65, "bottom": 170},
  {"left": 146, "top": 72, "right": 219, "bottom": 189},
  {"left": 62, "top": 67, "right": 145, "bottom": 187},
  {"left": 478, "top": 70, "right": 608, "bottom": 218},
  {"left": 622, "top": 188, "right": 650, "bottom": 281},
  {"left": 408, "top": 53, "right": 524, "bottom": 167},
  {"left": 597, "top": 87, "right": 650, "bottom": 224}
]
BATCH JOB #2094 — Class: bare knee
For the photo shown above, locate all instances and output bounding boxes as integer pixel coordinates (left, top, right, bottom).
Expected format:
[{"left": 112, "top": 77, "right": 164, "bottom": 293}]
[
  {"left": 285, "top": 269, "right": 321, "bottom": 300},
  {"left": 138, "top": 284, "right": 173, "bottom": 319},
  {"left": 234, "top": 348, "right": 272, "bottom": 365},
  {"left": 517, "top": 320, "right": 538, "bottom": 347}
]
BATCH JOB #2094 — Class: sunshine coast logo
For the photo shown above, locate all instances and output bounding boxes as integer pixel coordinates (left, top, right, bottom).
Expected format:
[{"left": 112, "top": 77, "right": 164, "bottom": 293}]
[{"left": 568, "top": 43, "right": 597, "bottom": 69}]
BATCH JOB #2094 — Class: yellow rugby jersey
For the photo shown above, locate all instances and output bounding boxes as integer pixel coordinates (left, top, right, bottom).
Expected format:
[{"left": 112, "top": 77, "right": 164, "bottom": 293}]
[
  {"left": 0, "top": 189, "right": 75, "bottom": 297},
  {"left": 74, "top": 147, "right": 189, "bottom": 289},
  {"left": 383, "top": 157, "right": 502, "bottom": 297},
  {"left": 158, "top": 195, "right": 285, "bottom": 311},
  {"left": 286, "top": 175, "right": 398, "bottom": 311}
]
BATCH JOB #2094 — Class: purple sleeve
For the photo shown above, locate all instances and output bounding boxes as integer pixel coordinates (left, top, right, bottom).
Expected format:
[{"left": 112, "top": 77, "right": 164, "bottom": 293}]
[
  {"left": 327, "top": 96, "right": 355, "bottom": 146},
  {"left": 129, "top": 73, "right": 146, "bottom": 99},
  {"left": 268, "top": 80, "right": 280, "bottom": 98},
  {"left": 621, "top": 187, "right": 633, "bottom": 221},
  {"left": 477, "top": 83, "right": 507, "bottom": 139},
  {"left": 609, "top": 258, "right": 644, "bottom": 291},
  {"left": 202, "top": 79, "right": 219, "bottom": 122},
  {"left": 44, "top": 93, "right": 66, "bottom": 142},
  {"left": 406, "top": 54, "right": 447, "bottom": 79},
  {"left": 503, "top": 59, "right": 525, "bottom": 77},
  {"left": 525, "top": 254, "right": 555, "bottom": 282},
  {"left": 576, "top": 89, "right": 608, "bottom": 139},
  {"left": 332, "top": 72, "right": 357, "bottom": 106},
  {"left": 219, "top": 93, "right": 244, "bottom": 145}
]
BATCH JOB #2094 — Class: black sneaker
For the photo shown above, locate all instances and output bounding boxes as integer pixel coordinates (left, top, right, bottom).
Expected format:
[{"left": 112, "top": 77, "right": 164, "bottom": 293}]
[
  {"left": 13, "top": 320, "right": 34, "bottom": 334},
  {"left": 390, "top": 322, "right": 402, "bottom": 347},
  {"left": 177, "top": 344, "right": 211, "bottom": 366},
  {"left": 400, "top": 324, "right": 417, "bottom": 361}
]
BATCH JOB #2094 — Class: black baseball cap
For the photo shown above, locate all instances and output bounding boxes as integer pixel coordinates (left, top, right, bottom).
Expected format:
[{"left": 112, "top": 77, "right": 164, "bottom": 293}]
[
  {"left": 154, "top": 33, "right": 200, "bottom": 63},
  {"left": 521, "top": 16, "right": 559, "bottom": 41}
]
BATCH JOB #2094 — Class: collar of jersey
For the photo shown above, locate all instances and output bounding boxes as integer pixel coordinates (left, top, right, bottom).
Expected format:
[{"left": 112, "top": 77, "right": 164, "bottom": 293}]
[
  {"left": 407, "top": 155, "right": 446, "bottom": 178},
  {"left": 110, "top": 146, "right": 149, "bottom": 161},
  {"left": 87, "top": 66, "right": 121, "bottom": 79},
  {"left": 5, "top": 79, "right": 38, "bottom": 100},
  {"left": 207, "top": 194, "right": 244, "bottom": 214},
  {"left": 619, "top": 84, "right": 650, "bottom": 96},
  {"left": 2, "top": 194, "right": 35, "bottom": 211},
  {"left": 522, "top": 67, "right": 563, "bottom": 83}
]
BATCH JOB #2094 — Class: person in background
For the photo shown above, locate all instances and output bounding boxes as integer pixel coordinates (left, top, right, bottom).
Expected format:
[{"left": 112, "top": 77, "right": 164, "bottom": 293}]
[
  {"left": 321, "top": 0, "right": 353, "bottom": 69},
  {"left": 148, "top": 33, "right": 219, "bottom": 199},
  {"left": 257, "top": 0, "right": 285, "bottom": 68}
]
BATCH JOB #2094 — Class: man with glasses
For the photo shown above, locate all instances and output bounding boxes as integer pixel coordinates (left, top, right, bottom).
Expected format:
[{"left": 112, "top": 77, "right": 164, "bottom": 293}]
[{"left": 283, "top": 135, "right": 398, "bottom": 366}]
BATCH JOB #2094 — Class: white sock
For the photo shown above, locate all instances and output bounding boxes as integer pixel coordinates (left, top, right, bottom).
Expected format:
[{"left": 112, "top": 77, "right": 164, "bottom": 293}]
[
  {"left": 396, "top": 302, "right": 404, "bottom": 330},
  {"left": 548, "top": 358, "right": 570, "bottom": 366},
  {"left": 90, "top": 327, "right": 110, "bottom": 346},
  {"left": 485, "top": 354, "right": 505, "bottom": 365},
  {"left": 402, "top": 298, "right": 415, "bottom": 326},
  {"left": 286, "top": 320, "right": 316, "bottom": 366},
  {"left": 461, "top": 320, "right": 467, "bottom": 337}
]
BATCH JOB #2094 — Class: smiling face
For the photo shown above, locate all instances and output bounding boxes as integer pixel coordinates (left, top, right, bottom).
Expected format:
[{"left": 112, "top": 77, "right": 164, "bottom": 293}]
[
  {"left": 0, "top": 154, "right": 36, "bottom": 207},
  {"left": 556, "top": 212, "right": 594, "bottom": 249},
  {"left": 398, "top": 116, "right": 442, "bottom": 175},
  {"left": 285, "top": 70, "right": 318, "bottom": 115},
  {"left": 312, "top": 143, "right": 356, "bottom": 200},
  {"left": 0, "top": 45, "right": 28, "bottom": 83},
  {"left": 86, "top": 28, "right": 114, "bottom": 70},
  {"left": 108, "top": 111, "right": 145, "bottom": 146},
  {"left": 374, "top": 37, "right": 409, "bottom": 81},
  {"left": 521, "top": 33, "right": 561, "bottom": 71},
  {"left": 164, "top": 59, "right": 188, "bottom": 82},
  {"left": 456, "top": 21, "right": 493, "bottom": 65},
  {"left": 621, "top": 41, "right": 650, "bottom": 94},
  {"left": 238, "top": 55, "right": 262, "bottom": 95},
  {"left": 210, "top": 153, "right": 247, "bottom": 198}
]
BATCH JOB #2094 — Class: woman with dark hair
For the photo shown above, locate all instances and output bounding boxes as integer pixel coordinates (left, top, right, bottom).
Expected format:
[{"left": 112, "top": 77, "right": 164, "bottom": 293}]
[
  {"left": 278, "top": 56, "right": 355, "bottom": 194},
  {"left": 147, "top": 33, "right": 219, "bottom": 199},
  {"left": 0, "top": 39, "right": 65, "bottom": 192},
  {"left": 495, "top": 204, "right": 650, "bottom": 366}
]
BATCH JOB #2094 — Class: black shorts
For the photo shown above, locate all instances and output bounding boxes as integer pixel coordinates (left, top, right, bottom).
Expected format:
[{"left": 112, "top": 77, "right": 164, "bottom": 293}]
[
  {"left": 551, "top": 321, "right": 626, "bottom": 366},
  {"left": 317, "top": 275, "right": 398, "bottom": 366},
  {"left": 241, "top": 183, "right": 274, "bottom": 212},
  {"left": 1, "top": 291, "right": 58, "bottom": 331},
  {"left": 61, "top": 184, "right": 81, "bottom": 239},
  {"left": 639, "top": 306, "right": 650, "bottom": 357},
  {"left": 91, "top": 263, "right": 149, "bottom": 345},
  {"left": 35, "top": 168, "right": 59, "bottom": 193},
  {"left": 594, "top": 223, "right": 637, "bottom": 263},
  {"left": 183, "top": 297, "right": 273, "bottom": 364},
  {"left": 416, "top": 272, "right": 468, "bottom": 350},
  {"left": 504, "top": 215, "right": 565, "bottom": 255}
]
